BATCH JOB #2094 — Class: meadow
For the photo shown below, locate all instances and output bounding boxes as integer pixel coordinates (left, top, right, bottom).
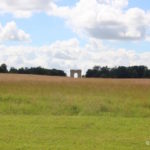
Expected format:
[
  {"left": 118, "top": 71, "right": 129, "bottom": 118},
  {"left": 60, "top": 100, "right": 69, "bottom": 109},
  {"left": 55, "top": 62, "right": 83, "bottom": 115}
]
[{"left": 0, "top": 74, "right": 150, "bottom": 149}]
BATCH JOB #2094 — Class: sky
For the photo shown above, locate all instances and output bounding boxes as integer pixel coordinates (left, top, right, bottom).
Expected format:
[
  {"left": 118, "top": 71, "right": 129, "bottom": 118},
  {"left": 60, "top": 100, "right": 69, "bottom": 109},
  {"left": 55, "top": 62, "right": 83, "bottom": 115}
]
[{"left": 0, "top": 0, "right": 150, "bottom": 74}]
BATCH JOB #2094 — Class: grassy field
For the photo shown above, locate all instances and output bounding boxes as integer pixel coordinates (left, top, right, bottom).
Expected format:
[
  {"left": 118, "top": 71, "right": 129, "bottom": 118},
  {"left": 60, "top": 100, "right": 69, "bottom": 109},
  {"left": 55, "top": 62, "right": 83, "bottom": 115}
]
[{"left": 0, "top": 74, "right": 150, "bottom": 149}]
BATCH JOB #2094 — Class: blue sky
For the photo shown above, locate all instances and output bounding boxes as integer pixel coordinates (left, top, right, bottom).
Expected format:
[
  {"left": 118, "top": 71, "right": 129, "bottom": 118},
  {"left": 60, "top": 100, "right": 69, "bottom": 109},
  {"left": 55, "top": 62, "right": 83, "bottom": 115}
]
[
  {"left": 129, "top": 0, "right": 150, "bottom": 10},
  {"left": 0, "top": 0, "right": 150, "bottom": 73}
]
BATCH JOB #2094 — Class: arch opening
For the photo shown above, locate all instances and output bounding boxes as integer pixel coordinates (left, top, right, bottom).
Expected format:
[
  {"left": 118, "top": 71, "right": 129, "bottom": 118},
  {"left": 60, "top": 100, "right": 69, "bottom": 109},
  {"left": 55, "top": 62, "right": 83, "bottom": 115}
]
[{"left": 74, "top": 73, "right": 78, "bottom": 78}]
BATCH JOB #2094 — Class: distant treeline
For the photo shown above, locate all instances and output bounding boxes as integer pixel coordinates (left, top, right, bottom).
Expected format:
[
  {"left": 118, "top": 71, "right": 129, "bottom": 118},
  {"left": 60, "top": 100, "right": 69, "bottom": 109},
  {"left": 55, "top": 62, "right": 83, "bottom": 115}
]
[
  {"left": 2, "top": 63, "right": 150, "bottom": 78},
  {"left": 0, "top": 64, "right": 66, "bottom": 76},
  {"left": 86, "top": 66, "right": 150, "bottom": 78}
]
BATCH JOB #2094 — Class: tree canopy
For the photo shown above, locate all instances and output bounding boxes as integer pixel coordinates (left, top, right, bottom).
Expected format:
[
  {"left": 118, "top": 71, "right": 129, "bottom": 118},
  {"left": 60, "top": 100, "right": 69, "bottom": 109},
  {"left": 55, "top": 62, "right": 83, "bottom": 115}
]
[
  {"left": 86, "top": 66, "right": 150, "bottom": 78},
  {"left": 0, "top": 64, "right": 66, "bottom": 77}
]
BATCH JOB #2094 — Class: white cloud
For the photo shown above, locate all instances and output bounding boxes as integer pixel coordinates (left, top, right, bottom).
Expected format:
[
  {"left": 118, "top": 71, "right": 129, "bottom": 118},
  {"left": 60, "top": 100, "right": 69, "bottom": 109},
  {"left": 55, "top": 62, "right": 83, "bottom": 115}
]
[
  {"left": 0, "top": 0, "right": 150, "bottom": 41},
  {"left": 0, "top": 38, "right": 150, "bottom": 75},
  {"left": 0, "top": 21, "right": 30, "bottom": 42},
  {"left": 51, "top": 0, "right": 150, "bottom": 41},
  {"left": 0, "top": 0, "right": 55, "bottom": 18},
  {"left": 0, "top": 0, "right": 149, "bottom": 74}
]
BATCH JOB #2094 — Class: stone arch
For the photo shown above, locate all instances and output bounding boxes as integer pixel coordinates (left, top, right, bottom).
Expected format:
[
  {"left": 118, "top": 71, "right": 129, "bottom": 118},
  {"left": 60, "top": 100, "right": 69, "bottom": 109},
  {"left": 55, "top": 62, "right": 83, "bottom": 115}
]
[{"left": 70, "top": 70, "right": 82, "bottom": 78}]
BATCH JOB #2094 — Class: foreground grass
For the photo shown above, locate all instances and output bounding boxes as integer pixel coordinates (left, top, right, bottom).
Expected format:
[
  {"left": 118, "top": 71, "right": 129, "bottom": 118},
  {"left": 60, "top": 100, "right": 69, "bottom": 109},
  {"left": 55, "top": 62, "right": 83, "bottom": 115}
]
[
  {"left": 0, "top": 115, "right": 150, "bottom": 150},
  {"left": 0, "top": 74, "right": 150, "bottom": 149}
]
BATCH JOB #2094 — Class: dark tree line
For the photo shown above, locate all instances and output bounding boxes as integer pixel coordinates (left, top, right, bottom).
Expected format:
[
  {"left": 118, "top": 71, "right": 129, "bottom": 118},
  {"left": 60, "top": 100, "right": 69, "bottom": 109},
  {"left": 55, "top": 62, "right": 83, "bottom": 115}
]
[
  {"left": 86, "top": 66, "right": 150, "bottom": 78},
  {"left": 0, "top": 64, "right": 66, "bottom": 76},
  {"left": 1, "top": 63, "right": 150, "bottom": 78}
]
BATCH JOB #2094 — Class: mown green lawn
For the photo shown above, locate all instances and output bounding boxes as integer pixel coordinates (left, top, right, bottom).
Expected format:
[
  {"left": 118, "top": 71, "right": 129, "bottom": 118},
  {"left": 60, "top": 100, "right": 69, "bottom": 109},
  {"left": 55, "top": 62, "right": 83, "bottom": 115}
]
[
  {"left": 0, "top": 74, "right": 150, "bottom": 149},
  {"left": 0, "top": 115, "right": 150, "bottom": 150}
]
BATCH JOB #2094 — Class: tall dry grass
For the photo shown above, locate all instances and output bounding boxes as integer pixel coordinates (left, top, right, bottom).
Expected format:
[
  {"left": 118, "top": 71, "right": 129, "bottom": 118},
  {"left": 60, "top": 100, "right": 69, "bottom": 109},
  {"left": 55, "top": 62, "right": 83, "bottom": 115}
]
[{"left": 0, "top": 74, "right": 150, "bottom": 117}]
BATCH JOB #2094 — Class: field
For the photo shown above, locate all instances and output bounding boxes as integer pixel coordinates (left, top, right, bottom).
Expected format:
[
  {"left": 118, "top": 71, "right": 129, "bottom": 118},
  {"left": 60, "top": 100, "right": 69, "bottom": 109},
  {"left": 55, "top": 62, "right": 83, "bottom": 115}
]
[{"left": 0, "top": 74, "right": 150, "bottom": 149}]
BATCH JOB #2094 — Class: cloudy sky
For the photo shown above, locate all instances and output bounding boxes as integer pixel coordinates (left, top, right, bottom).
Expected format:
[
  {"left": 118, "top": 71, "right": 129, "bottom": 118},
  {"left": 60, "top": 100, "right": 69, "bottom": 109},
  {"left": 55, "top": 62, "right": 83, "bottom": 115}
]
[{"left": 0, "top": 0, "right": 150, "bottom": 74}]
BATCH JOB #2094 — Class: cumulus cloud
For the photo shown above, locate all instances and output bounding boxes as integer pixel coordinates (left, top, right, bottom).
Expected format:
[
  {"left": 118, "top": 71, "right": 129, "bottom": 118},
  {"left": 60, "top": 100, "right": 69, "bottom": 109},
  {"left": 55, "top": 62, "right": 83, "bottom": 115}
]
[
  {"left": 0, "top": 21, "right": 30, "bottom": 42},
  {"left": 0, "top": 0, "right": 55, "bottom": 18},
  {"left": 51, "top": 0, "right": 150, "bottom": 41},
  {"left": 0, "top": 0, "right": 149, "bottom": 74},
  {"left": 0, "top": 38, "right": 150, "bottom": 75},
  {"left": 0, "top": 0, "right": 150, "bottom": 41}
]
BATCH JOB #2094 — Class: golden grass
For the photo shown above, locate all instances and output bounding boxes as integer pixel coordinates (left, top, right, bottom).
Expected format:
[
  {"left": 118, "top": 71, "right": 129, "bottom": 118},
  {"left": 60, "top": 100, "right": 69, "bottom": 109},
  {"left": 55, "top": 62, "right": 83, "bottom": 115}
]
[
  {"left": 0, "top": 73, "right": 150, "bottom": 86},
  {"left": 0, "top": 73, "right": 150, "bottom": 117}
]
